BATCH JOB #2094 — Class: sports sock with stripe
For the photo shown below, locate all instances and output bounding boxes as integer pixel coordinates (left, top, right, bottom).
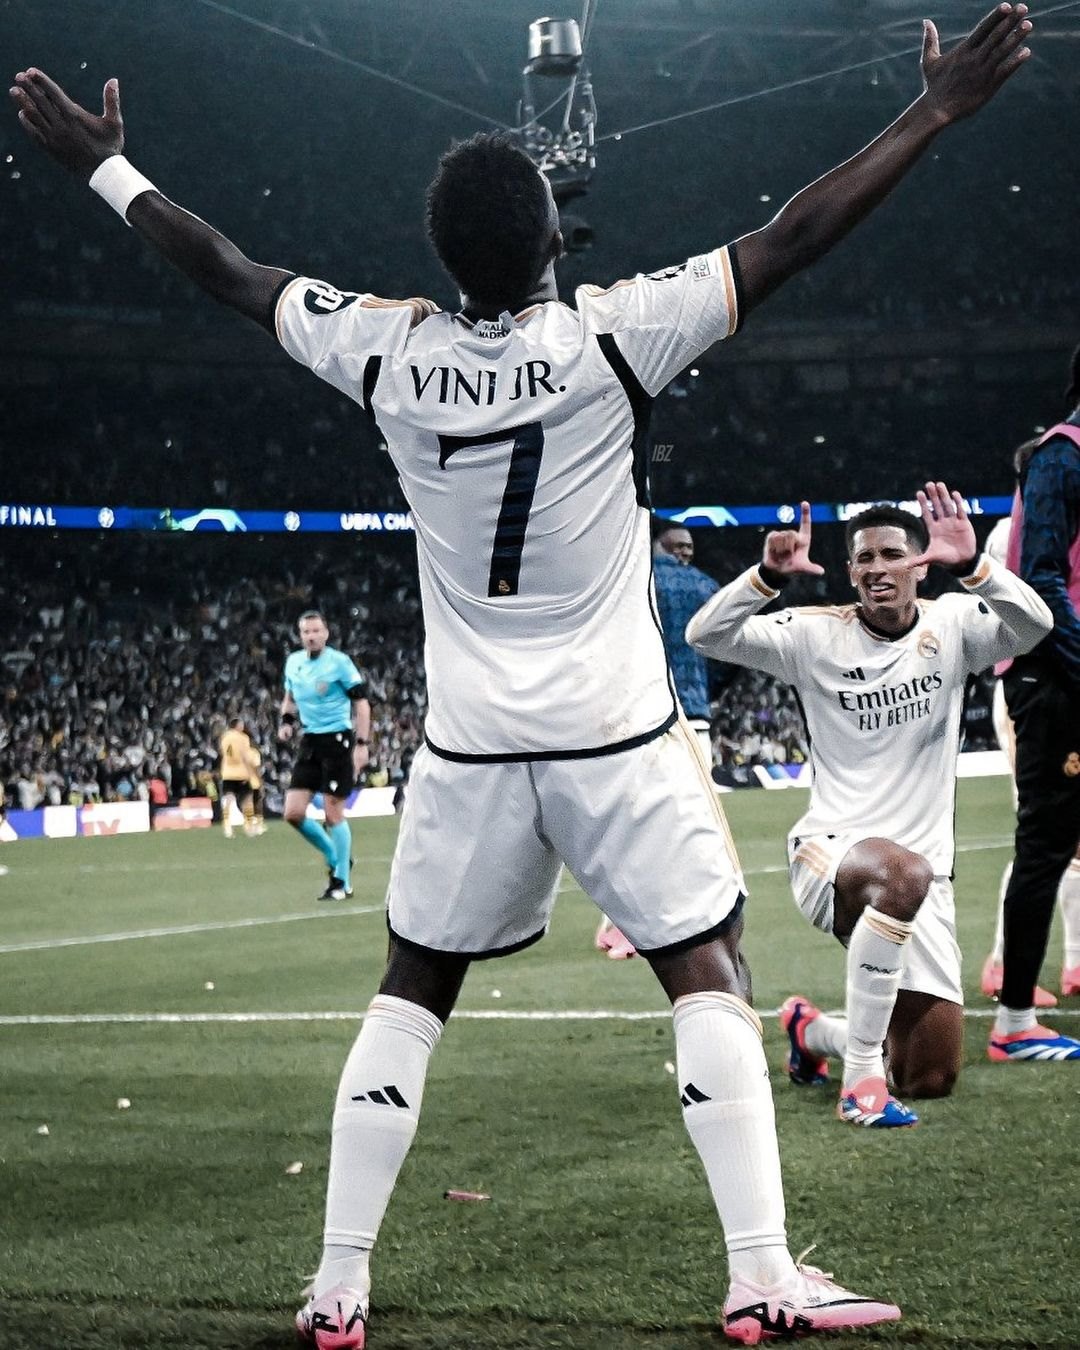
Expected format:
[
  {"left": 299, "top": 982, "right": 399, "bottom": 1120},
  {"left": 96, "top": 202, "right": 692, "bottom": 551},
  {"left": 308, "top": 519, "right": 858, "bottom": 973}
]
[
  {"left": 673, "top": 992, "right": 796, "bottom": 1290},
  {"left": 842, "top": 909, "right": 913, "bottom": 1091},
  {"left": 315, "top": 996, "right": 443, "bottom": 1303}
]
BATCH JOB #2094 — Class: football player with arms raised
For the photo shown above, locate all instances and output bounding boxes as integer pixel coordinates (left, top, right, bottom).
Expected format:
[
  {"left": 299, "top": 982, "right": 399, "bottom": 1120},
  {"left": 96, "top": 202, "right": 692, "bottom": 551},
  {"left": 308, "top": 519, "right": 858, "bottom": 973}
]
[
  {"left": 12, "top": 7, "right": 1035, "bottom": 1342},
  {"left": 688, "top": 485, "right": 1057, "bottom": 1127}
]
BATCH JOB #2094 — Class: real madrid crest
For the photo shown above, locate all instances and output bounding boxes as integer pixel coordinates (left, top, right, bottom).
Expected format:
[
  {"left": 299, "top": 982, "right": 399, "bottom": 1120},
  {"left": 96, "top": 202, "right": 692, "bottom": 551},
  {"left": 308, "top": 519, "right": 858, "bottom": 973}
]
[{"left": 917, "top": 631, "right": 940, "bottom": 659}]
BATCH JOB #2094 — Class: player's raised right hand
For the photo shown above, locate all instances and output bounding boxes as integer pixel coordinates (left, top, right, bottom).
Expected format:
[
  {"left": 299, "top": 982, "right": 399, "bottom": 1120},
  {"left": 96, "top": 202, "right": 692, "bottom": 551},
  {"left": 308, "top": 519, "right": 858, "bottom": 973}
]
[
  {"left": 763, "top": 501, "right": 826, "bottom": 577},
  {"left": 920, "top": 4, "right": 1033, "bottom": 126},
  {"left": 10, "top": 69, "right": 123, "bottom": 177}
]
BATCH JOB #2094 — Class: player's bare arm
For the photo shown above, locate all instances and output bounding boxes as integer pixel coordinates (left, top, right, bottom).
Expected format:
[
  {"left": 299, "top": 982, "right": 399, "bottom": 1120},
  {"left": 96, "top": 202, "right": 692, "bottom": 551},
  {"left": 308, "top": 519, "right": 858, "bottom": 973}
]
[
  {"left": 761, "top": 501, "right": 826, "bottom": 580},
  {"left": 9, "top": 68, "right": 439, "bottom": 333},
  {"left": 352, "top": 696, "right": 372, "bottom": 775},
  {"left": 10, "top": 70, "right": 289, "bottom": 331},
  {"left": 279, "top": 692, "right": 298, "bottom": 743},
  {"left": 732, "top": 4, "right": 1033, "bottom": 314}
]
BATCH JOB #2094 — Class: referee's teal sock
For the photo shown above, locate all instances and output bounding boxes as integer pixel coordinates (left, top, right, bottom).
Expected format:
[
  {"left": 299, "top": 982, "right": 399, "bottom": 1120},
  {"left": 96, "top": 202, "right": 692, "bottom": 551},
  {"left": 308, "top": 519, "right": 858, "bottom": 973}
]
[
  {"left": 329, "top": 821, "right": 352, "bottom": 887},
  {"left": 294, "top": 817, "right": 336, "bottom": 868}
]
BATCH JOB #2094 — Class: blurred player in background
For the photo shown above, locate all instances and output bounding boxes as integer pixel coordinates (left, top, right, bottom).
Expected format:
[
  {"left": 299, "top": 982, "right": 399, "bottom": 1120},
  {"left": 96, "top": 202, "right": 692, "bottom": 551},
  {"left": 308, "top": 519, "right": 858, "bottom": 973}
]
[
  {"left": 990, "top": 346, "right": 1080, "bottom": 1060},
  {"left": 980, "top": 444, "right": 1071, "bottom": 1008},
  {"left": 218, "top": 717, "right": 257, "bottom": 840},
  {"left": 688, "top": 486, "right": 1055, "bottom": 1126},
  {"left": 279, "top": 612, "right": 370, "bottom": 901},
  {"left": 246, "top": 734, "right": 267, "bottom": 837},
  {"left": 596, "top": 521, "right": 720, "bottom": 959},
  {"left": 12, "top": 6, "right": 1036, "bottom": 1342}
]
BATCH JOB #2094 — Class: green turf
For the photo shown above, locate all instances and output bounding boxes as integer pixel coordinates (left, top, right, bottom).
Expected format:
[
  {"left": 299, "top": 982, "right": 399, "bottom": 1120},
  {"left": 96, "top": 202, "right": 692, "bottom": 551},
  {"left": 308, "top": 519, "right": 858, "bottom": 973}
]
[{"left": 0, "top": 781, "right": 1077, "bottom": 1348}]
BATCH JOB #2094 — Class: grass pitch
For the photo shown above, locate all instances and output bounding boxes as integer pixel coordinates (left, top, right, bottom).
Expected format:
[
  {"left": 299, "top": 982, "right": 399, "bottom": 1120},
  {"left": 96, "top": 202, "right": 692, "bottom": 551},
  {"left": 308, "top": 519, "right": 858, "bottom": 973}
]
[{"left": 0, "top": 779, "right": 1077, "bottom": 1349}]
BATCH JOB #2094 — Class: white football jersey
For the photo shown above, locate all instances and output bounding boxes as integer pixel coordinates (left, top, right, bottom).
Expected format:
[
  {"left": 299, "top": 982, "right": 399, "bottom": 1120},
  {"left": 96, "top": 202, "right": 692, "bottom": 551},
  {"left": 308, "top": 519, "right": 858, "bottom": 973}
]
[
  {"left": 686, "top": 558, "right": 1051, "bottom": 873},
  {"left": 275, "top": 249, "right": 741, "bottom": 758}
]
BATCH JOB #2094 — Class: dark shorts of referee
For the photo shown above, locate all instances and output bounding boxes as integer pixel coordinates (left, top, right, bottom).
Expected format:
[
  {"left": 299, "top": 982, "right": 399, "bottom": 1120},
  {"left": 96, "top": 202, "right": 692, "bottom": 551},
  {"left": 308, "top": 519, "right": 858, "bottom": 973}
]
[
  {"left": 290, "top": 729, "right": 356, "bottom": 798},
  {"left": 221, "top": 777, "right": 253, "bottom": 803}
]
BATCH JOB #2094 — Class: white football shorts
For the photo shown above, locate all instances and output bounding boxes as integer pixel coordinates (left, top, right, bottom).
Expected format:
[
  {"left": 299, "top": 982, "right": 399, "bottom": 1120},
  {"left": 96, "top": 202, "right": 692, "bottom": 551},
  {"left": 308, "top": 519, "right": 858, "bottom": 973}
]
[
  {"left": 787, "top": 831, "right": 963, "bottom": 1006},
  {"left": 386, "top": 720, "right": 745, "bottom": 958}
]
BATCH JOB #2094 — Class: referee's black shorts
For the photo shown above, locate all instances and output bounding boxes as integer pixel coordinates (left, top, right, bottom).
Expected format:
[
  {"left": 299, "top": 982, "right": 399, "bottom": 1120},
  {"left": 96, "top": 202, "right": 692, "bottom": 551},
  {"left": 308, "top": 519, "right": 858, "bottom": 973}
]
[
  {"left": 290, "top": 729, "right": 356, "bottom": 798},
  {"left": 221, "top": 777, "right": 253, "bottom": 800}
]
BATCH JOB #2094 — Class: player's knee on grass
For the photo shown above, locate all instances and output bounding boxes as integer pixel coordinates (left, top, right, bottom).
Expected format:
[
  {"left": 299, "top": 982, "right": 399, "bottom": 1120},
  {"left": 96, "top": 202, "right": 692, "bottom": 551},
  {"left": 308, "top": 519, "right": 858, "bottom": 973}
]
[
  {"left": 893, "top": 1062, "right": 958, "bottom": 1099},
  {"left": 835, "top": 839, "right": 934, "bottom": 936},
  {"left": 888, "top": 992, "right": 961, "bottom": 1099}
]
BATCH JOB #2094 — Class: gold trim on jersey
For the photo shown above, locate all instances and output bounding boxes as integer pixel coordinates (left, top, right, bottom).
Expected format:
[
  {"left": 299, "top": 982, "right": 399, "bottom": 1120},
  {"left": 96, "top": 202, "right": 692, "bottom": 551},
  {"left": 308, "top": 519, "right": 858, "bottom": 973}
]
[
  {"left": 578, "top": 277, "right": 637, "bottom": 298},
  {"left": 749, "top": 567, "right": 779, "bottom": 599},
  {"left": 674, "top": 718, "right": 744, "bottom": 882},
  {"left": 959, "top": 555, "right": 992, "bottom": 588},
  {"left": 273, "top": 275, "right": 307, "bottom": 344},
  {"left": 719, "top": 247, "right": 738, "bottom": 338},
  {"left": 799, "top": 604, "right": 858, "bottom": 621},
  {"left": 793, "top": 842, "right": 832, "bottom": 879}
]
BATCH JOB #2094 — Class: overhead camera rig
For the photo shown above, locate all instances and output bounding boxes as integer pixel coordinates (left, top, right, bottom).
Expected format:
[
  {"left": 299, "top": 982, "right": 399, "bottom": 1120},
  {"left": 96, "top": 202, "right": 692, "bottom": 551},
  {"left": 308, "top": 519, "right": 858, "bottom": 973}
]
[{"left": 518, "top": 17, "right": 597, "bottom": 249}]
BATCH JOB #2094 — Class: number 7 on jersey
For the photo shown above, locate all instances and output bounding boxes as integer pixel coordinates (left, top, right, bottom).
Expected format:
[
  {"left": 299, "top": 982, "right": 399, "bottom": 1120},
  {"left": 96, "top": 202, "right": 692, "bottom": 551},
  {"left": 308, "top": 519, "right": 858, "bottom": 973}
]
[{"left": 438, "top": 422, "right": 545, "bottom": 597}]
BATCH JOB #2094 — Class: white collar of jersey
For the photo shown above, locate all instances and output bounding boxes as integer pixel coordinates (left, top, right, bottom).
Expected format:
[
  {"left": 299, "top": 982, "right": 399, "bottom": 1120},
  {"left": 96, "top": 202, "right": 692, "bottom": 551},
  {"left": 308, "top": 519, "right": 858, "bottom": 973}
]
[{"left": 456, "top": 310, "right": 516, "bottom": 338}]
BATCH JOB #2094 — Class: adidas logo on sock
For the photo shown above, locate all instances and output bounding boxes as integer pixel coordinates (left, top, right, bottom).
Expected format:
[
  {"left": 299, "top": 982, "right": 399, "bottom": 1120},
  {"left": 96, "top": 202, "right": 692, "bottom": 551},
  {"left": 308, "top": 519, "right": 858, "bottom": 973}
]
[
  {"left": 840, "top": 667, "right": 866, "bottom": 681},
  {"left": 679, "top": 1082, "right": 712, "bottom": 1107},
  {"left": 352, "top": 1084, "right": 410, "bottom": 1108}
]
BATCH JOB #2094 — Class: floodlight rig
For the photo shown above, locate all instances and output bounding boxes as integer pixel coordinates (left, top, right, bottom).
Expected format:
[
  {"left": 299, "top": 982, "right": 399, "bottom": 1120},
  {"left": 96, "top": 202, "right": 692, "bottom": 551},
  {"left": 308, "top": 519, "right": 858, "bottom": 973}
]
[{"left": 519, "top": 16, "right": 597, "bottom": 211}]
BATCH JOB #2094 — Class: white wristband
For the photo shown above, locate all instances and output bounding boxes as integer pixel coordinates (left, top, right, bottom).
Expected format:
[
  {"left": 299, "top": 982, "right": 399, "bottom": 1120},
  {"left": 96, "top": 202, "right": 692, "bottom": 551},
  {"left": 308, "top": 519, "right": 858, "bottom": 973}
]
[{"left": 88, "top": 155, "right": 158, "bottom": 226}]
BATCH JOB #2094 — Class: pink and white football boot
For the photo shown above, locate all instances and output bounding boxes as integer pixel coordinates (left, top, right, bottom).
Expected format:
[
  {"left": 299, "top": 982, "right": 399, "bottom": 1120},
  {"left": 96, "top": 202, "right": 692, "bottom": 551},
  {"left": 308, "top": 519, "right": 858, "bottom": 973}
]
[
  {"left": 295, "top": 1285, "right": 367, "bottom": 1349},
  {"left": 724, "top": 1259, "right": 901, "bottom": 1344}
]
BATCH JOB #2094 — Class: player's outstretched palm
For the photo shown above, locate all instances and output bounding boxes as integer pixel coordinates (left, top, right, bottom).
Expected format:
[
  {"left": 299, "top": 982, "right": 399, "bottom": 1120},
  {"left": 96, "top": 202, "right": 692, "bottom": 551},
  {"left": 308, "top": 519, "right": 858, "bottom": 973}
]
[
  {"left": 921, "top": 3, "right": 1033, "bottom": 125},
  {"left": 763, "top": 502, "right": 825, "bottom": 577},
  {"left": 907, "top": 481, "right": 978, "bottom": 570},
  {"left": 10, "top": 68, "right": 123, "bottom": 176}
]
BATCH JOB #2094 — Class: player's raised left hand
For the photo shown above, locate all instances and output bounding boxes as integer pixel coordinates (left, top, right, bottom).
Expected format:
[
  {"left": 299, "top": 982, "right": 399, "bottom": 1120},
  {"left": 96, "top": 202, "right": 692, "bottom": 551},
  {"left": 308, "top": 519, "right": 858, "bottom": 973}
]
[
  {"left": 763, "top": 501, "right": 826, "bottom": 577},
  {"left": 10, "top": 69, "right": 123, "bottom": 177},
  {"left": 920, "top": 4, "right": 1033, "bottom": 127},
  {"left": 907, "top": 481, "right": 978, "bottom": 570}
]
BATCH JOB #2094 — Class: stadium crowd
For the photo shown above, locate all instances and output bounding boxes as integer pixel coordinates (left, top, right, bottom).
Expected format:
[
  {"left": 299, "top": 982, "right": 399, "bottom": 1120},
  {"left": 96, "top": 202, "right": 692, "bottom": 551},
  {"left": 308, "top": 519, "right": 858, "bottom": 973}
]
[
  {"left": 1, "top": 524, "right": 1002, "bottom": 812},
  {"left": 0, "top": 538, "right": 425, "bottom": 814}
]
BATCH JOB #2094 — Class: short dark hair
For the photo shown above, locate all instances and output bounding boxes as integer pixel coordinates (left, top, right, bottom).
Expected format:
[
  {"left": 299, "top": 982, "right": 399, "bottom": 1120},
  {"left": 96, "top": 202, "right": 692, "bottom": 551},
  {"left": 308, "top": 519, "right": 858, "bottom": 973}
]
[
  {"left": 845, "top": 504, "right": 928, "bottom": 556},
  {"left": 1066, "top": 342, "right": 1080, "bottom": 412},
  {"left": 1013, "top": 436, "right": 1041, "bottom": 477},
  {"left": 425, "top": 133, "right": 557, "bottom": 310},
  {"left": 298, "top": 610, "right": 326, "bottom": 625}
]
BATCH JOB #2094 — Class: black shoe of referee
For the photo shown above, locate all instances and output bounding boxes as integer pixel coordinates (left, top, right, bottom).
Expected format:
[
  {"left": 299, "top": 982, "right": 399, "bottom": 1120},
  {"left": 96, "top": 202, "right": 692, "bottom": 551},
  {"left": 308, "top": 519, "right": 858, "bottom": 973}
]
[{"left": 318, "top": 874, "right": 353, "bottom": 902}]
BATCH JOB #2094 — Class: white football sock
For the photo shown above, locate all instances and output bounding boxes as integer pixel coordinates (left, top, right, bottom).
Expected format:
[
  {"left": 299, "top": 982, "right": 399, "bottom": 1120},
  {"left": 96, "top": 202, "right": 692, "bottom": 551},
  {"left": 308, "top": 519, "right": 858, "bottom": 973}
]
[
  {"left": 314, "top": 995, "right": 443, "bottom": 1303},
  {"left": 1059, "top": 859, "right": 1080, "bottom": 968},
  {"left": 673, "top": 991, "right": 797, "bottom": 1290},
  {"left": 990, "top": 861, "right": 1012, "bottom": 965},
  {"left": 842, "top": 909, "right": 913, "bottom": 1091},
  {"left": 994, "top": 1004, "right": 1037, "bottom": 1036},
  {"left": 802, "top": 1010, "right": 847, "bottom": 1061}
]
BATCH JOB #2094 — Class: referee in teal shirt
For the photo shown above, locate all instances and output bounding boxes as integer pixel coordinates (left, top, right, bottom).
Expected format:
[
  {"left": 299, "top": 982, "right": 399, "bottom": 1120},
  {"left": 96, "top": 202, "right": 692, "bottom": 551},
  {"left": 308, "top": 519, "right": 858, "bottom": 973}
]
[{"left": 279, "top": 611, "right": 371, "bottom": 900}]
